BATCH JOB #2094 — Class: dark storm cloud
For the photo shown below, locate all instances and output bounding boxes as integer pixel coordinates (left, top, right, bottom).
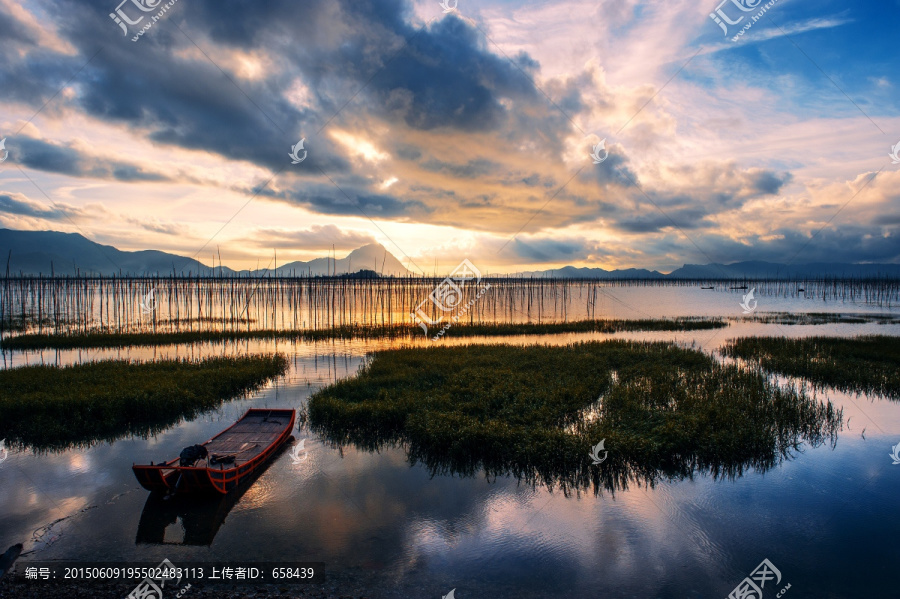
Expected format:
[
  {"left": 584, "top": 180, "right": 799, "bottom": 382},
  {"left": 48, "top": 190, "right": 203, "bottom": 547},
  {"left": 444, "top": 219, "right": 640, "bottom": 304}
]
[
  {"left": 757, "top": 226, "right": 900, "bottom": 264},
  {"left": 707, "top": 169, "right": 793, "bottom": 208},
  {"left": 0, "top": 6, "right": 85, "bottom": 107},
  {"left": 393, "top": 144, "right": 422, "bottom": 161},
  {"left": 10, "top": 136, "right": 170, "bottom": 181},
  {"left": 748, "top": 170, "right": 792, "bottom": 196},
  {"left": 879, "top": 214, "right": 900, "bottom": 225},
  {"left": 179, "top": 0, "right": 410, "bottom": 50},
  {"left": 591, "top": 163, "right": 794, "bottom": 235},
  {"left": 582, "top": 147, "right": 639, "bottom": 187},
  {"left": 0, "top": 193, "right": 85, "bottom": 221},
  {"left": 370, "top": 16, "right": 539, "bottom": 131},
  {"left": 615, "top": 208, "right": 710, "bottom": 233},
  {"left": 641, "top": 226, "right": 900, "bottom": 267},
  {"left": 421, "top": 158, "right": 501, "bottom": 178},
  {"left": 1, "top": 0, "right": 560, "bottom": 206},
  {"left": 0, "top": 9, "right": 37, "bottom": 45},
  {"left": 511, "top": 237, "right": 589, "bottom": 262},
  {"left": 407, "top": 185, "right": 457, "bottom": 199},
  {"left": 246, "top": 182, "right": 429, "bottom": 218},
  {"left": 0, "top": 0, "right": 338, "bottom": 173},
  {"left": 0, "top": 50, "right": 87, "bottom": 108}
]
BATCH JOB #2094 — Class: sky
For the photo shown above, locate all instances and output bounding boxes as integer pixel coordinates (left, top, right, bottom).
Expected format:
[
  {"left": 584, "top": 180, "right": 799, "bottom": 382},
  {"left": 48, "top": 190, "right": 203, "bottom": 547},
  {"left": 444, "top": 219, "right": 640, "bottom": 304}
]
[{"left": 0, "top": 0, "right": 898, "bottom": 274}]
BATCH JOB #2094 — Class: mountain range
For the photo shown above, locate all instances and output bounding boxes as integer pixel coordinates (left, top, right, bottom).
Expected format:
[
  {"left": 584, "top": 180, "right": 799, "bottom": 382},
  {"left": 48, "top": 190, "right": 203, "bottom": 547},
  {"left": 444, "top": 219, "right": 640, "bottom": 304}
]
[
  {"left": 2, "top": 228, "right": 899, "bottom": 278},
  {"left": 522, "top": 262, "right": 900, "bottom": 279},
  {"left": 0, "top": 229, "right": 409, "bottom": 276}
]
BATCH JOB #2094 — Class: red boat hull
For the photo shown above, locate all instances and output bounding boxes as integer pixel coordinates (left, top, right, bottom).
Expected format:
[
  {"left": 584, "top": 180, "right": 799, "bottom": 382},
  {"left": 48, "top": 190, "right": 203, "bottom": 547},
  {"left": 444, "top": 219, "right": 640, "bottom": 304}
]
[{"left": 133, "top": 408, "right": 296, "bottom": 495}]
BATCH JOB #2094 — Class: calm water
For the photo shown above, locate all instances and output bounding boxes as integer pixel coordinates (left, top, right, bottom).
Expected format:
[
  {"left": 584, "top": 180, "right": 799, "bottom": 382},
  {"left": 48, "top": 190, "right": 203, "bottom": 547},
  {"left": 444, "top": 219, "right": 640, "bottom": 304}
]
[{"left": 1, "top": 283, "right": 900, "bottom": 597}]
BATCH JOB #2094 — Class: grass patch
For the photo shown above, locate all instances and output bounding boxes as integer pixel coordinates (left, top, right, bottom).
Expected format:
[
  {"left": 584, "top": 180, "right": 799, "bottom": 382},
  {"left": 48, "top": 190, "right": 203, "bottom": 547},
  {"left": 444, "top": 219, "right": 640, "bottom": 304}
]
[
  {"left": 427, "top": 317, "right": 724, "bottom": 337},
  {"left": 723, "top": 335, "right": 900, "bottom": 399},
  {"left": 0, "top": 354, "right": 288, "bottom": 450},
  {"left": 737, "top": 312, "right": 900, "bottom": 325},
  {"left": 0, "top": 318, "right": 725, "bottom": 350},
  {"left": 309, "top": 341, "right": 839, "bottom": 494}
]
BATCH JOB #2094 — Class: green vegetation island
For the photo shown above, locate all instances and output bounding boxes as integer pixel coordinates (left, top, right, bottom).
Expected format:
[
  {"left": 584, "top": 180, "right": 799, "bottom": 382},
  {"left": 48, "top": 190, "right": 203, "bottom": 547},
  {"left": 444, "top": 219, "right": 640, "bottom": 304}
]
[
  {"left": 0, "top": 354, "right": 288, "bottom": 450},
  {"left": 310, "top": 341, "right": 841, "bottom": 494},
  {"left": 724, "top": 335, "right": 900, "bottom": 399}
]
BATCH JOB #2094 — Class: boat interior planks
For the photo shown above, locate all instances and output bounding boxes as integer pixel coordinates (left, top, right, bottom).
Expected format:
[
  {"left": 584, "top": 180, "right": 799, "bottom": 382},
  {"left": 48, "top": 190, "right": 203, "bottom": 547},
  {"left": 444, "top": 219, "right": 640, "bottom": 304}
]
[{"left": 132, "top": 408, "right": 296, "bottom": 495}]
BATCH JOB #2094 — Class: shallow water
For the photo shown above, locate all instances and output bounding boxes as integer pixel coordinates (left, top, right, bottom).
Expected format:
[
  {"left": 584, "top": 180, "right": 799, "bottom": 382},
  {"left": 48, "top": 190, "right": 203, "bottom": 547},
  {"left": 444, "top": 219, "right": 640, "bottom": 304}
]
[{"left": 1, "top": 284, "right": 899, "bottom": 597}]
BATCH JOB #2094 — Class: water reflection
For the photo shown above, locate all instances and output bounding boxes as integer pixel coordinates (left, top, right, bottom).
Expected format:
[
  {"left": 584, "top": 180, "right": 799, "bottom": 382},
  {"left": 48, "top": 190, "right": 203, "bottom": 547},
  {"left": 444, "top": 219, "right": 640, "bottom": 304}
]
[
  {"left": 135, "top": 440, "right": 292, "bottom": 546},
  {"left": 336, "top": 421, "right": 842, "bottom": 498}
]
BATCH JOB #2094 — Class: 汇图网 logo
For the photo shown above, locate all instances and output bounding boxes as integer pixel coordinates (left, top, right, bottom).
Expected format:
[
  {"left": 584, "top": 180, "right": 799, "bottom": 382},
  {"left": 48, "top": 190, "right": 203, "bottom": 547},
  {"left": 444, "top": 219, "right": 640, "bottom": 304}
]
[
  {"left": 290, "top": 439, "right": 309, "bottom": 464},
  {"left": 110, "top": 0, "right": 163, "bottom": 35},
  {"left": 588, "top": 439, "right": 608, "bottom": 465},
  {"left": 739, "top": 288, "right": 757, "bottom": 314},
  {"left": 411, "top": 259, "right": 490, "bottom": 339},
  {"left": 889, "top": 141, "right": 900, "bottom": 165},
  {"left": 141, "top": 288, "right": 157, "bottom": 315},
  {"left": 727, "top": 558, "right": 790, "bottom": 599},
  {"left": 289, "top": 139, "right": 308, "bottom": 164},
  {"left": 590, "top": 139, "right": 609, "bottom": 164},
  {"left": 710, "top": 0, "right": 780, "bottom": 42},
  {"left": 109, "top": 0, "right": 179, "bottom": 42}
]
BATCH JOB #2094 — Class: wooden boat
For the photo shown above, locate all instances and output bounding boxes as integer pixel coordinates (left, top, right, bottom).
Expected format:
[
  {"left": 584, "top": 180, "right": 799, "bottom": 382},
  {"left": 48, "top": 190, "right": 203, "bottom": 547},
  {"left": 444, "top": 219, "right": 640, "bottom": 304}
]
[
  {"left": 135, "top": 440, "right": 292, "bottom": 545},
  {"left": 133, "top": 408, "right": 295, "bottom": 495}
]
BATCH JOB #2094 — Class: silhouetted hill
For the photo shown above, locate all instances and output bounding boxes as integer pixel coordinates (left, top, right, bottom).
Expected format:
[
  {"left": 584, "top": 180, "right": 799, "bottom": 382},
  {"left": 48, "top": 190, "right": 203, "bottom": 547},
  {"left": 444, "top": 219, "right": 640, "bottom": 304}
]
[
  {"left": 0, "top": 229, "right": 410, "bottom": 277},
  {"left": 272, "top": 243, "right": 409, "bottom": 277},
  {"left": 519, "top": 265, "right": 663, "bottom": 278},
  {"left": 0, "top": 229, "right": 214, "bottom": 275},
  {"left": 519, "top": 261, "right": 900, "bottom": 279}
]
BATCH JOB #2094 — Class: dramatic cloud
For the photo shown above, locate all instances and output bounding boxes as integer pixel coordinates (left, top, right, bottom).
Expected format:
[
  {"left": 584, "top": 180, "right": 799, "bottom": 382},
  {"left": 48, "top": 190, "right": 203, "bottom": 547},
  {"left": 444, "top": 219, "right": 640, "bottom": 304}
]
[
  {"left": 0, "top": 0, "right": 896, "bottom": 271},
  {"left": 10, "top": 136, "right": 171, "bottom": 181},
  {"left": 249, "top": 225, "right": 377, "bottom": 250},
  {"left": 0, "top": 192, "right": 89, "bottom": 222}
]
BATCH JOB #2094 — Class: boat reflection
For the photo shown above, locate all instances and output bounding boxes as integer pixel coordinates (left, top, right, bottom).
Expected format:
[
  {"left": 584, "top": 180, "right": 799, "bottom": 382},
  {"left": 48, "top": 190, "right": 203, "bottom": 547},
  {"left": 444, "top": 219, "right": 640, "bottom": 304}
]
[{"left": 135, "top": 439, "right": 292, "bottom": 546}]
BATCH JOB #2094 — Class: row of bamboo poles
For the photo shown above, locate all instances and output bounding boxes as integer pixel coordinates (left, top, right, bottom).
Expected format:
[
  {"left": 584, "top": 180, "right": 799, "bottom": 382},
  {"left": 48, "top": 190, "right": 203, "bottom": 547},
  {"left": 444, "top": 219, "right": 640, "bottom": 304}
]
[{"left": 1, "top": 275, "right": 898, "bottom": 337}]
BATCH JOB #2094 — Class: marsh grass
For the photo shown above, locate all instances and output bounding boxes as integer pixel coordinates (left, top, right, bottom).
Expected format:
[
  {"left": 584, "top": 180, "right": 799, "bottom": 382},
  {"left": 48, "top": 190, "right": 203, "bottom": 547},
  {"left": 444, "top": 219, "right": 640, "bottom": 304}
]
[
  {"left": 0, "top": 354, "right": 288, "bottom": 450},
  {"left": 736, "top": 312, "right": 900, "bottom": 325},
  {"left": 724, "top": 335, "right": 900, "bottom": 399},
  {"left": 309, "top": 341, "right": 840, "bottom": 495},
  {"left": 427, "top": 317, "right": 725, "bottom": 337},
  {"left": 0, "top": 317, "right": 726, "bottom": 350}
]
